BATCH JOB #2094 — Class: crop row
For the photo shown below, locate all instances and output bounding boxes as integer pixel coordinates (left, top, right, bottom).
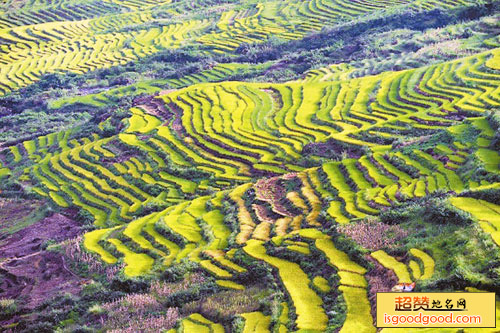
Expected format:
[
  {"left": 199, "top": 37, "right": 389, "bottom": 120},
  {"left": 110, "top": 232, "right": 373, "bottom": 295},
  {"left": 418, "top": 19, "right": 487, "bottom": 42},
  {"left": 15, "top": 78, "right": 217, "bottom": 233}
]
[
  {"left": 0, "top": 0, "right": 485, "bottom": 93},
  {"left": 371, "top": 249, "right": 435, "bottom": 283},
  {"left": 295, "top": 229, "right": 375, "bottom": 333},
  {"left": 178, "top": 313, "right": 225, "bottom": 333},
  {"left": 0, "top": 159, "right": 10, "bottom": 179},
  {"left": 22, "top": 91, "right": 499, "bottom": 240},
  {"left": 26, "top": 131, "right": 214, "bottom": 227},
  {"left": 450, "top": 197, "right": 500, "bottom": 246},
  {"left": 78, "top": 174, "right": 349, "bottom": 330},
  {"left": 25, "top": 109, "right": 497, "bottom": 240},
  {"left": 128, "top": 49, "right": 500, "bottom": 183},
  {"left": 196, "top": 0, "right": 473, "bottom": 53},
  {"left": 0, "top": 1, "right": 124, "bottom": 28},
  {"left": 79, "top": 135, "right": 497, "bottom": 332},
  {"left": 0, "top": 14, "right": 208, "bottom": 94},
  {"left": 82, "top": 188, "right": 249, "bottom": 277},
  {"left": 79, "top": 152, "right": 468, "bottom": 329},
  {"left": 49, "top": 62, "right": 270, "bottom": 110}
]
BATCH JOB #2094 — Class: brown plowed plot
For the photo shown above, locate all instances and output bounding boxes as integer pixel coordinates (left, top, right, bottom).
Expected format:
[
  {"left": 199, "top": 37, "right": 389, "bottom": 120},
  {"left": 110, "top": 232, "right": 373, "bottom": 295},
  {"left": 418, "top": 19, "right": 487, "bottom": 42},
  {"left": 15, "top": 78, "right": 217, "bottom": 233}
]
[
  {"left": 0, "top": 251, "right": 82, "bottom": 309},
  {"left": 254, "top": 176, "right": 296, "bottom": 217},
  {"left": 0, "top": 199, "right": 43, "bottom": 236},
  {"left": 0, "top": 212, "right": 81, "bottom": 258},
  {"left": 0, "top": 212, "right": 83, "bottom": 309}
]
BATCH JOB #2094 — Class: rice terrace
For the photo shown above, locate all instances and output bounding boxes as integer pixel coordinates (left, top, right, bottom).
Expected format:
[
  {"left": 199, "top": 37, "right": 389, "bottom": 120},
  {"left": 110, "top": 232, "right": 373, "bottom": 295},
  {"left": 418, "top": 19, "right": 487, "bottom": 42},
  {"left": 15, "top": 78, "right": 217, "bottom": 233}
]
[{"left": 0, "top": 0, "right": 500, "bottom": 331}]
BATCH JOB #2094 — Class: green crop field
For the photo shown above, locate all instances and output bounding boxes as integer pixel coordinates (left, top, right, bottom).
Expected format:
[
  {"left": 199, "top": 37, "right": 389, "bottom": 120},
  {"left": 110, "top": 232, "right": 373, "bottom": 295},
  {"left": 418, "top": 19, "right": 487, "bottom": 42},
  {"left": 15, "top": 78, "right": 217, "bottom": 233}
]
[{"left": 1, "top": 0, "right": 500, "bottom": 331}]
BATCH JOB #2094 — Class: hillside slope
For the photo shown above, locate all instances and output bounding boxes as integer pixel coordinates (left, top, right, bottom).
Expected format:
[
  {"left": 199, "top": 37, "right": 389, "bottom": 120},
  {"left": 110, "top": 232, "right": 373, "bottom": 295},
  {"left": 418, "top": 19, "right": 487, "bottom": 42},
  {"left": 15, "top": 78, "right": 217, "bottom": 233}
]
[{"left": 0, "top": 0, "right": 499, "bottom": 332}]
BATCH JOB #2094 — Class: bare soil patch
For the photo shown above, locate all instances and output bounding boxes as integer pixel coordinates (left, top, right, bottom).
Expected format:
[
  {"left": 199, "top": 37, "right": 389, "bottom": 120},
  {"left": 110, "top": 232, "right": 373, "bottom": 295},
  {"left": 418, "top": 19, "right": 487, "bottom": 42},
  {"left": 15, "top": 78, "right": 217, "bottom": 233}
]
[
  {"left": 0, "top": 211, "right": 83, "bottom": 309},
  {"left": 1, "top": 212, "right": 81, "bottom": 259},
  {"left": 0, "top": 199, "right": 43, "bottom": 236}
]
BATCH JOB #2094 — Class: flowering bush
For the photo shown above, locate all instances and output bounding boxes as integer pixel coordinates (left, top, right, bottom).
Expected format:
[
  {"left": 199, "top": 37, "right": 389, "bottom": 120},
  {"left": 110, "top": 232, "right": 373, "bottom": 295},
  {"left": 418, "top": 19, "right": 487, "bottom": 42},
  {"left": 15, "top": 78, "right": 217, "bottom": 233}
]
[
  {"left": 101, "top": 292, "right": 179, "bottom": 331},
  {"left": 107, "top": 308, "right": 179, "bottom": 333},
  {"left": 98, "top": 273, "right": 208, "bottom": 331},
  {"left": 338, "top": 218, "right": 408, "bottom": 250},
  {"left": 415, "top": 39, "right": 473, "bottom": 58},
  {"left": 102, "top": 293, "right": 160, "bottom": 314},
  {"left": 150, "top": 273, "right": 206, "bottom": 301}
]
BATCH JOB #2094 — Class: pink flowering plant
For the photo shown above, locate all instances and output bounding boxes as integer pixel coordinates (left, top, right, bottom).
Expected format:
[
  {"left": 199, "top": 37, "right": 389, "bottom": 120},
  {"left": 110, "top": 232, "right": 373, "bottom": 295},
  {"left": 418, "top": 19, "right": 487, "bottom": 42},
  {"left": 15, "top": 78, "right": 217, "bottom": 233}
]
[{"left": 337, "top": 217, "right": 409, "bottom": 251}]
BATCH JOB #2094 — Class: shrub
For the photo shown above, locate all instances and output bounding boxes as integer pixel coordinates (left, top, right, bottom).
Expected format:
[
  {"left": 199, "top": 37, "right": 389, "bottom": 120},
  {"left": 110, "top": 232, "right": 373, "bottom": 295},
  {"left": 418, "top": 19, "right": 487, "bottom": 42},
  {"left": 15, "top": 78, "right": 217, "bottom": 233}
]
[
  {"left": 72, "top": 326, "right": 94, "bottom": 333},
  {"left": 338, "top": 218, "right": 409, "bottom": 250},
  {"left": 159, "top": 262, "right": 200, "bottom": 282},
  {"left": 100, "top": 119, "right": 119, "bottom": 137},
  {"left": 380, "top": 203, "right": 422, "bottom": 224},
  {"left": 110, "top": 276, "right": 149, "bottom": 293},
  {"left": 150, "top": 273, "right": 206, "bottom": 301},
  {"left": 0, "top": 298, "right": 17, "bottom": 318},
  {"left": 181, "top": 287, "right": 263, "bottom": 323},
  {"left": 488, "top": 110, "right": 500, "bottom": 151},
  {"left": 23, "top": 321, "right": 54, "bottom": 333},
  {"left": 459, "top": 188, "right": 500, "bottom": 205},
  {"left": 422, "top": 199, "right": 472, "bottom": 225},
  {"left": 102, "top": 293, "right": 161, "bottom": 315},
  {"left": 76, "top": 209, "right": 95, "bottom": 225},
  {"left": 104, "top": 304, "right": 179, "bottom": 332}
]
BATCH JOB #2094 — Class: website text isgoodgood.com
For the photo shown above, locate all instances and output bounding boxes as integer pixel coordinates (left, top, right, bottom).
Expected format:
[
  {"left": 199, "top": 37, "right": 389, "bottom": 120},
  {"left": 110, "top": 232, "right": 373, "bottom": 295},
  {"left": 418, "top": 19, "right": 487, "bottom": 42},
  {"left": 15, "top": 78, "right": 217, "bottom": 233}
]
[{"left": 384, "top": 312, "right": 481, "bottom": 326}]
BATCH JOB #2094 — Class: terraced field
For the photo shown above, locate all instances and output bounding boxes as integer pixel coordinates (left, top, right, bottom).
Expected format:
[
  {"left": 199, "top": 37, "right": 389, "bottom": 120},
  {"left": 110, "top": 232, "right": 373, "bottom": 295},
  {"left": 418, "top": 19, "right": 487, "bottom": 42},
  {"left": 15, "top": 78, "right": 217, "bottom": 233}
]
[
  {"left": 2, "top": 39, "right": 500, "bottom": 330},
  {"left": 0, "top": 0, "right": 489, "bottom": 94},
  {"left": 1, "top": 48, "right": 493, "bottom": 227},
  {"left": 1, "top": 0, "right": 500, "bottom": 332}
]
